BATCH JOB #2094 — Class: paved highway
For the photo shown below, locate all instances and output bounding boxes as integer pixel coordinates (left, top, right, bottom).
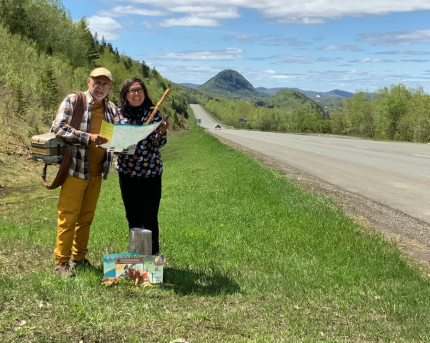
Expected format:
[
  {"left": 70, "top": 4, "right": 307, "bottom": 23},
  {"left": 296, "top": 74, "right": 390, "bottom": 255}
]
[{"left": 191, "top": 104, "right": 430, "bottom": 225}]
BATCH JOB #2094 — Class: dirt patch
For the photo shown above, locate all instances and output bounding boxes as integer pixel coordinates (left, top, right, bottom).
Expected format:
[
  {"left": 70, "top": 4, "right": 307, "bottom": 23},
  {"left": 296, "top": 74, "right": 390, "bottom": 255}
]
[{"left": 213, "top": 133, "right": 430, "bottom": 268}]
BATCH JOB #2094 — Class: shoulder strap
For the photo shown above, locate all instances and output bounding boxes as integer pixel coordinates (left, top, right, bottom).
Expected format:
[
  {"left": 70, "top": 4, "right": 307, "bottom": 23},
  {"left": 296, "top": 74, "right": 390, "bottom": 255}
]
[{"left": 42, "top": 92, "right": 86, "bottom": 190}]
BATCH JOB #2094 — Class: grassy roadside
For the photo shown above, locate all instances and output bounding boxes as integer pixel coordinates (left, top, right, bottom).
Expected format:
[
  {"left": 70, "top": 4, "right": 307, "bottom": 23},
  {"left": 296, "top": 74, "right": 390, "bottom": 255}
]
[{"left": 1, "top": 110, "right": 430, "bottom": 342}]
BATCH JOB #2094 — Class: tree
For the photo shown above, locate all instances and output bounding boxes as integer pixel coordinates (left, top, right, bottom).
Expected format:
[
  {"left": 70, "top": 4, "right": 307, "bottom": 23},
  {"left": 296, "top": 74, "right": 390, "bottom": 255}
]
[
  {"left": 342, "top": 91, "right": 374, "bottom": 137},
  {"left": 14, "top": 86, "right": 27, "bottom": 117},
  {"left": 87, "top": 31, "right": 100, "bottom": 66},
  {"left": 397, "top": 88, "right": 430, "bottom": 142},
  {"left": 0, "top": 0, "right": 29, "bottom": 36},
  {"left": 374, "top": 84, "right": 411, "bottom": 140},
  {"left": 41, "top": 65, "right": 60, "bottom": 116},
  {"left": 141, "top": 61, "right": 150, "bottom": 78}
]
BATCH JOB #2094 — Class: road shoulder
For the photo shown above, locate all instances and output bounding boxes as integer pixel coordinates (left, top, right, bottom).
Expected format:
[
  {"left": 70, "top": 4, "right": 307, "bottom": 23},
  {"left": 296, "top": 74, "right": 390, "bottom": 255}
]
[{"left": 210, "top": 130, "right": 430, "bottom": 268}]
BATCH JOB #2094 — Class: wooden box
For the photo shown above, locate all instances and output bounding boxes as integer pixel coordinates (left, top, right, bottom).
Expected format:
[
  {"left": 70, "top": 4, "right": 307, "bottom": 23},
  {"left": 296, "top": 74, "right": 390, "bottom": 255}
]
[{"left": 31, "top": 133, "right": 67, "bottom": 164}]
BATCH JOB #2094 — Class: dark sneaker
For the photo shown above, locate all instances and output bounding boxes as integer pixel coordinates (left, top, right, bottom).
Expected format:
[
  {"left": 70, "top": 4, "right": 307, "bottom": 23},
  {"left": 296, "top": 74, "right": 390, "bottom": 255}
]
[
  {"left": 54, "top": 263, "right": 73, "bottom": 277},
  {"left": 71, "top": 258, "right": 92, "bottom": 268}
]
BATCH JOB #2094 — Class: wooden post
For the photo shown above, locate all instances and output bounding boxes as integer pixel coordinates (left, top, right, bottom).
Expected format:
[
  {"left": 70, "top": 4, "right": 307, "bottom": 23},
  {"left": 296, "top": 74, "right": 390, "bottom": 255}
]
[{"left": 128, "top": 228, "right": 152, "bottom": 255}]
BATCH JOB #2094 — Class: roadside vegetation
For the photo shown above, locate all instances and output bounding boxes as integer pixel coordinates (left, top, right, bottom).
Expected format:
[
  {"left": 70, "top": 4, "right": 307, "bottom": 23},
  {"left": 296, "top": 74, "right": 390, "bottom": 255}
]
[
  {"left": 203, "top": 84, "right": 430, "bottom": 142},
  {"left": 204, "top": 99, "right": 331, "bottom": 133},
  {"left": 1, "top": 110, "right": 430, "bottom": 342}
]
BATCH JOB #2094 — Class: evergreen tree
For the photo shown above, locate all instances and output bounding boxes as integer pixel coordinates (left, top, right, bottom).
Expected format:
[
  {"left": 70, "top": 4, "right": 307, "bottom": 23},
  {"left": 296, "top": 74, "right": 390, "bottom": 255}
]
[
  {"left": 15, "top": 86, "right": 28, "bottom": 117},
  {"left": 41, "top": 65, "right": 60, "bottom": 117},
  {"left": 87, "top": 30, "right": 100, "bottom": 66},
  {"left": 152, "top": 67, "right": 160, "bottom": 80},
  {"left": 93, "top": 32, "right": 99, "bottom": 45},
  {"left": 141, "top": 61, "right": 150, "bottom": 78},
  {"left": 123, "top": 57, "right": 133, "bottom": 70},
  {"left": 107, "top": 42, "right": 114, "bottom": 54},
  {"left": 99, "top": 36, "right": 106, "bottom": 53}
]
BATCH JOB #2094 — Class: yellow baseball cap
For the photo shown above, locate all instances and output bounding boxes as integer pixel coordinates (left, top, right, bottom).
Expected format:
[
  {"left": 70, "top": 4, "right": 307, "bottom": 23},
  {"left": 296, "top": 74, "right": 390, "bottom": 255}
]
[{"left": 90, "top": 67, "right": 113, "bottom": 81}]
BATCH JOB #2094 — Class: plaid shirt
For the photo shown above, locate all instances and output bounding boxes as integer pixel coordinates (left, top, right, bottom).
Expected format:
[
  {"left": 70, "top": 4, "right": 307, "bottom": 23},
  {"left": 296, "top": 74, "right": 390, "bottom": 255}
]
[{"left": 52, "top": 91, "right": 119, "bottom": 180}]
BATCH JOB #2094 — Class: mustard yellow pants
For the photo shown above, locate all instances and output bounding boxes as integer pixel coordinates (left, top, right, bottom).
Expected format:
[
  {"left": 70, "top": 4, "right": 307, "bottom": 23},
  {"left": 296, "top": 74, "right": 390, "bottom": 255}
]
[{"left": 54, "top": 174, "right": 102, "bottom": 264}]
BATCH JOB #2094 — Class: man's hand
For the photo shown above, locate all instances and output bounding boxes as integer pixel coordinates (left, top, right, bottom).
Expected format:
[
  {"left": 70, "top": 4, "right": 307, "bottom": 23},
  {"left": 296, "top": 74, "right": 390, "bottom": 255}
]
[
  {"left": 90, "top": 134, "right": 108, "bottom": 145},
  {"left": 159, "top": 118, "right": 169, "bottom": 135}
]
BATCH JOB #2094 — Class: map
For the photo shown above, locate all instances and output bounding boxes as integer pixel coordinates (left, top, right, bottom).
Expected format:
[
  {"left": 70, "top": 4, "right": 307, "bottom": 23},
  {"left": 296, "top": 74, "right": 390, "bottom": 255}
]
[{"left": 99, "top": 121, "right": 160, "bottom": 152}]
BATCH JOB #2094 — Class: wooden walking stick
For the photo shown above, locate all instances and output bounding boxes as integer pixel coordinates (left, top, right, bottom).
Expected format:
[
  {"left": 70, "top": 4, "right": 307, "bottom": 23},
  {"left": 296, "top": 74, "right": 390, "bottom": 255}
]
[{"left": 144, "top": 89, "right": 170, "bottom": 125}]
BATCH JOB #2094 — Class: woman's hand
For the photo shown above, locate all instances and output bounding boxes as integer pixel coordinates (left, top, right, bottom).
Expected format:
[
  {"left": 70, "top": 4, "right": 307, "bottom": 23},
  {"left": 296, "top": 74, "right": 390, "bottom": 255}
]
[{"left": 159, "top": 118, "right": 169, "bottom": 135}]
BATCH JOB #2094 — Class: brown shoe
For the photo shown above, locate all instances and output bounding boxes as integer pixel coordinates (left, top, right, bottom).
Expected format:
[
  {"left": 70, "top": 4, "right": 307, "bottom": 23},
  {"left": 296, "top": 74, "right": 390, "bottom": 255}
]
[
  {"left": 55, "top": 262, "right": 73, "bottom": 277},
  {"left": 71, "top": 258, "right": 92, "bottom": 268}
]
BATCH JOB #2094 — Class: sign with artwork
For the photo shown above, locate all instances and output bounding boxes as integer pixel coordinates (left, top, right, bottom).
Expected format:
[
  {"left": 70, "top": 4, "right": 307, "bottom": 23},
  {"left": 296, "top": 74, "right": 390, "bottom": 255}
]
[{"left": 103, "top": 253, "right": 165, "bottom": 284}]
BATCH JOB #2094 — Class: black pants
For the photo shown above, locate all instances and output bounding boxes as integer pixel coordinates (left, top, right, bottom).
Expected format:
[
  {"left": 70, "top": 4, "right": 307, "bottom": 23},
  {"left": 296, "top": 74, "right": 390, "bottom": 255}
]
[{"left": 118, "top": 173, "right": 162, "bottom": 255}]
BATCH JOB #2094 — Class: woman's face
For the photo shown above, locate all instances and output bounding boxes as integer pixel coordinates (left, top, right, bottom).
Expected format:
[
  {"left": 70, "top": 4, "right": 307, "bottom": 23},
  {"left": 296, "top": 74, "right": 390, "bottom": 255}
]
[{"left": 126, "top": 82, "right": 145, "bottom": 107}]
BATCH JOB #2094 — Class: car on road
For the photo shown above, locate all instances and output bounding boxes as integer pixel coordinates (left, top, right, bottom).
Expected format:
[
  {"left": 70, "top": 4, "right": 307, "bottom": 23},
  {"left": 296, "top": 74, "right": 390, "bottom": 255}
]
[{"left": 215, "top": 123, "right": 221, "bottom": 129}]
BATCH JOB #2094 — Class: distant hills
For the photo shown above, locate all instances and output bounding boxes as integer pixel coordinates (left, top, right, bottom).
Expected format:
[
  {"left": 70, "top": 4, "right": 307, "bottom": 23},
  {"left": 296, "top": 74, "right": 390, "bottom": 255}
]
[
  {"left": 180, "top": 79, "right": 354, "bottom": 107},
  {"left": 257, "top": 87, "right": 354, "bottom": 99},
  {"left": 180, "top": 83, "right": 200, "bottom": 89},
  {"left": 197, "top": 69, "right": 270, "bottom": 99},
  {"left": 262, "top": 89, "right": 323, "bottom": 112},
  {"left": 178, "top": 69, "right": 354, "bottom": 110}
]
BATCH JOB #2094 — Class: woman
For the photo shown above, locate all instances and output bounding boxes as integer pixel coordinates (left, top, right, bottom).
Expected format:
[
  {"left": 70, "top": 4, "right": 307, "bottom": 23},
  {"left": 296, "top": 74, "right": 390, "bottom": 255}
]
[{"left": 117, "top": 77, "right": 169, "bottom": 255}]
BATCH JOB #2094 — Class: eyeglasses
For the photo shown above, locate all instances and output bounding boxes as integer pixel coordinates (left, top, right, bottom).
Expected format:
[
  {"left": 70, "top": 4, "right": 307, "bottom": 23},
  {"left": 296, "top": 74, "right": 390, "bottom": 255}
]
[{"left": 127, "top": 88, "right": 144, "bottom": 95}]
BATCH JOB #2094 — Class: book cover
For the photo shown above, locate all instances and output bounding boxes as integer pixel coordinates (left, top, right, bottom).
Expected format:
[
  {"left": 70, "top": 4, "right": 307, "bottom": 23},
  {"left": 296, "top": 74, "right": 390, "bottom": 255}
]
[
  {"left": 138, "top": 255, "right": 165, "bottom": 284},
  {"left": 103, "top": 252, "right": 138, "bottom": 278},
  {"left": 115, "top": 257, "right": 144, "bottom": 280}
]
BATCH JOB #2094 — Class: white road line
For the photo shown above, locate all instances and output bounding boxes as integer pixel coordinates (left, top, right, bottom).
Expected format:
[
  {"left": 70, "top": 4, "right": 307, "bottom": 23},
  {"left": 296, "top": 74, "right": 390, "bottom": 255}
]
[
  {"left": 413, "top": 154, "right": 430, "bottom": 158},
  {"left": 356, "top": 146, "right": 369, "bottom": 149}
]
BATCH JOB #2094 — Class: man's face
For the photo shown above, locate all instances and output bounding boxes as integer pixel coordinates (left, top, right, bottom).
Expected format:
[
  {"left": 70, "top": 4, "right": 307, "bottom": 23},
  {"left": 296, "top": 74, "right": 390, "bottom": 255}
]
[{"left": 88, "top": 76, "right": 112, "bottom": 103}]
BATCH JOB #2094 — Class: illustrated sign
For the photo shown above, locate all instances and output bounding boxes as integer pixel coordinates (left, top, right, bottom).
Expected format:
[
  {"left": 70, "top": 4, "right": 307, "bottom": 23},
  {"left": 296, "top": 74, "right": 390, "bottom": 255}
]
[
  {"left": 103, "top": 253, "right": 165, "bottom": 284},
  {"left": 194, "top": 119, "right": 201, "bottom": 123}
]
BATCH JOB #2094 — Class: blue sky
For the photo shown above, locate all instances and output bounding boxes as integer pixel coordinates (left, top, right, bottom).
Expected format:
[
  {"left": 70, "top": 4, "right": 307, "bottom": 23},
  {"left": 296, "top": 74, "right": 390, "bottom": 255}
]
[{"left": 63, "top": 0, "right": 430, "bottom": 93}]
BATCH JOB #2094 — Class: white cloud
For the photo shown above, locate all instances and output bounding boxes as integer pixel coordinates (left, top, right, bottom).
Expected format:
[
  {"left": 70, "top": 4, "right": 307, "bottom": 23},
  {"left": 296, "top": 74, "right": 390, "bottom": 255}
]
[
  {"left": 157, "top": 48, "right": 243, "bottom": 60},
  {"left": 357, "top": 30, "right": 430, "bottom": 46},
  {"left": 269, "top": 54, "right": 313, "bottom": 64},
  {"left": 265, "top": 70, "right": 276, "bottom": 74},
  {"left": 161, "top": 17, "right": 219, "bottom": 27},
  {"left": 271, "top": 75, "right": 291, "bottom": 79},
  {"left": 262, "top": 38, "right": 311, "bottom": 47},
  {"left": 374, "top": 50, "right": 430, "bottom": 55},
  {"left": 170, "top": 6, "right": 239, "bottom": 19},
  {"left": 349, "top": 58, "right": 396, "bottom": 63},
  {"left": 87, "top": 16, "right": 122, "bottom": 40},
  {"left": 99, "top": 6, "right": 165, "bottom": 17},
  {"left": 223, "top": 35, "right": 311, "bottom": 46},
  {"left": 117, "top": 0, "right": 430, "bottom": 26},
  {"left": 320, "top": 45, "right": 362, "bottom": 51},
  {"left": 223, "top": 34, "right": 254, "bottom": 43},
  {"left": 316, "top": 57, "right": 338, "bottom": 62},
  {"left": 401, "top": 59, "right": 430, "bottom": 63}
]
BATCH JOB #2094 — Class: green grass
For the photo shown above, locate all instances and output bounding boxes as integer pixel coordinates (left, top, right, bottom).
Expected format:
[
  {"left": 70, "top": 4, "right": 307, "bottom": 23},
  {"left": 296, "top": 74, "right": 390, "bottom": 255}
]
[{"left": 1, "top": 111, "right": 430, "bottom": 342}]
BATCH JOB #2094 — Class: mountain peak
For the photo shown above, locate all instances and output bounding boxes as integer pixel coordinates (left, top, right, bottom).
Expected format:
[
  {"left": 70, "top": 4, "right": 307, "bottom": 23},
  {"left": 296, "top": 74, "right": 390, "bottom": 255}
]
[{"left": 198, "top": 69, "right": 269, "bottom": 99}]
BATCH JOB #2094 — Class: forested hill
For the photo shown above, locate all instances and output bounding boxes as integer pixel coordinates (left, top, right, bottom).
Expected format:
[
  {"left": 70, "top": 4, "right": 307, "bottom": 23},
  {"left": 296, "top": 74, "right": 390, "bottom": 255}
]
[
  {"left": 0, "top": 0, "right": 189, "bottom": 174},
  {"left": 198, "top": 69, "right": 270, "bottom": 100},
  {"left": 261, "top": 89, "right": 323, "bottom": 112}
]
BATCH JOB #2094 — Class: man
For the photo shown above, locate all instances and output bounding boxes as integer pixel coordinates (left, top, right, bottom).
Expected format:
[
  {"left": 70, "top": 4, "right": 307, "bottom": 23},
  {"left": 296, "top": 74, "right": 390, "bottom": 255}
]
[{"left": 52, "top": 67, "right": 119, "bottom": 276}]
